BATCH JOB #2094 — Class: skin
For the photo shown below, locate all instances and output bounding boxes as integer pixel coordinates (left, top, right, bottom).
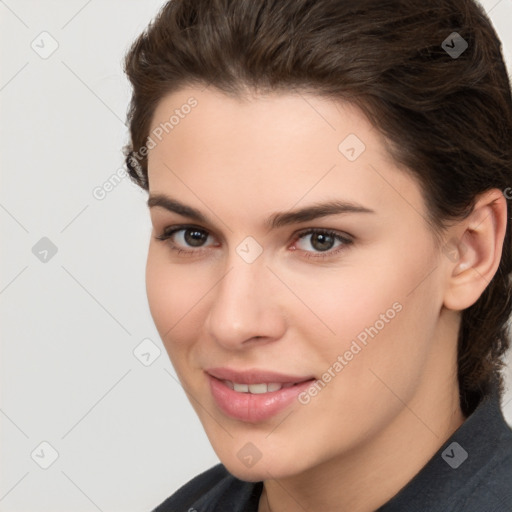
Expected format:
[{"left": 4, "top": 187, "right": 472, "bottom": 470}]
[{"left": 145, "top": 85, "right": 506, "bottom": 512}]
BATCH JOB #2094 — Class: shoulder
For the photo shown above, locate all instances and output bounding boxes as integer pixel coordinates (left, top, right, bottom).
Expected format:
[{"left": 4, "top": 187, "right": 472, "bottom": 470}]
[
  {"left": 378, "top": 391, "right": 512, "bottom": 512},
  {"left": 439, "top": 394, "right": 512, "bottom": 512},
  {"left": 151, "top": 463, "right": 261, "bottom": 512},
  {"left": 457, "top": 414, "right": 512, "bottom": 511}
]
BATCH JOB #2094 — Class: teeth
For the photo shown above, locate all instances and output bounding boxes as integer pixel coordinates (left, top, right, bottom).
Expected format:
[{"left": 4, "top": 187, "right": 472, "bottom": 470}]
[
  {"left": 225, "top": 381, "right": 285, "bottom": 393},
  {"left": 248, "top": 383, "right": 268, "bottom": 394}
]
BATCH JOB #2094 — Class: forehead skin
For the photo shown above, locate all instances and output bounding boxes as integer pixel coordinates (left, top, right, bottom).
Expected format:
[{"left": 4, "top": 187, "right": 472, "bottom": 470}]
[{"left": 146, "top": 86, "right": 431, "bottom": 243}]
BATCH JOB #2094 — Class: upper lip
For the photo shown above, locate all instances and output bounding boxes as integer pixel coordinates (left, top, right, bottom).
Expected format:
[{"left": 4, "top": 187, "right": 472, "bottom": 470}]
[{"left": 206, "top": 367, "right": 315, "bottom": 385}]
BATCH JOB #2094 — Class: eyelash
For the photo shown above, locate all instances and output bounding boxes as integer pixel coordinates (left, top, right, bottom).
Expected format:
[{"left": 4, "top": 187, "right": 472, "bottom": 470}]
[{"left": 154, "top": 225, "right": 353, "bottom": 260}]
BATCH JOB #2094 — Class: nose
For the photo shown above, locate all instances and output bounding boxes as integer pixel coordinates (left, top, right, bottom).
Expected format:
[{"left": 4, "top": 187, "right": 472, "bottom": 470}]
[{"left": 204, "top": 255, "right": 287, "bottom": 350}]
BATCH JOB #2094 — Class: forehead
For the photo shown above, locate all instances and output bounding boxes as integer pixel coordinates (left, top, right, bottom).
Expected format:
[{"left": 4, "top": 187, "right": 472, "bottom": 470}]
[
  {"left": 147, "top": 86, "right": 427, "bottom": 226},
  {"left": 148, "top": 86, "right": 384, "bottom": 160}
]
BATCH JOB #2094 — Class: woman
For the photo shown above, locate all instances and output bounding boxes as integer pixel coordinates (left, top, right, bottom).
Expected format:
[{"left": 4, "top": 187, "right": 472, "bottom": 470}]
[{"left": 123, "top": 0, "right": 512, "bottom": 510}]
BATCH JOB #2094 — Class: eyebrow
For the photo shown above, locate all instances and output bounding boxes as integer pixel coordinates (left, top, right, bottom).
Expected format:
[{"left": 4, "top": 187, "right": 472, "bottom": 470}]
[{"left": 147, "top": 194, "right": 375, "bottom": 230}]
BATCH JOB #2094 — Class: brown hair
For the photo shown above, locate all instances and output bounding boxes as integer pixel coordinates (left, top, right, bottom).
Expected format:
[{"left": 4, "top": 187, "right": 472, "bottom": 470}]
[{"left": 123, "top": 0, "right": 512, "bottom": 416}]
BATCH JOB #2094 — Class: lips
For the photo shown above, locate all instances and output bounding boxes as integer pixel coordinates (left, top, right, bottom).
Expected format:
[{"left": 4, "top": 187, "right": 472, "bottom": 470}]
[
  {"left": 206, "top": 367, "right": 315, "bottom": 385},
  {"left": 206, "top": 367, "right": 316, "bottom": 422}
]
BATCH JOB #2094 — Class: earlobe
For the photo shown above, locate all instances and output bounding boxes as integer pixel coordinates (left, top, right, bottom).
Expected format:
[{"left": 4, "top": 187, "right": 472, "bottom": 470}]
[{"left": 443, "top": 189, "right": 507, "bottom": 311}]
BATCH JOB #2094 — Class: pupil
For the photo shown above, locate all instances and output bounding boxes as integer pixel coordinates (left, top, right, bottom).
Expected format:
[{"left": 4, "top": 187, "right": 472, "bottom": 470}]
[
  {"left": 312, "top": 233, "right": 334, "bottom": 251},
  {"left": 185, "top": 229, "right": 207, "bottom": 247}
]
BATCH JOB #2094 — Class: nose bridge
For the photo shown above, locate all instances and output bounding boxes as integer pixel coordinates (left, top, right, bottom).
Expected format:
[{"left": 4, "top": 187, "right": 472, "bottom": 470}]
[
  {"left": 205, "top": 248, "right": 284, "bottom": 347},
  {"left": 222, "top": 258, "right": 262, "bottom": 309}
]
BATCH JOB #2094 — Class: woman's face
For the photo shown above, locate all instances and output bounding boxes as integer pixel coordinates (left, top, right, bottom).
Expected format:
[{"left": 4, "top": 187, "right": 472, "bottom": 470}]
[{"left": 145, "top": 86, "right": 456, "bottom": 481}]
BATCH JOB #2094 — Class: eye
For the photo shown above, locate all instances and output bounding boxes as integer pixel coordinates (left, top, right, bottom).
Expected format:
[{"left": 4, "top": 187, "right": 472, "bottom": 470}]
[
  {"left": 155, "top": 225, "right": 353, "bottom": 259},
  {"left": 293, "top": 228, "right": 352, "bottom": 258},
  {"left": 155, "top": 225, "right": 217, "bottom": 253}
]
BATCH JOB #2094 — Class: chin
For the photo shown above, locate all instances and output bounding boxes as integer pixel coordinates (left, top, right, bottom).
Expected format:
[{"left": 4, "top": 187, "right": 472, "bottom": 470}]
[
  {"left": 218, "top": 447, "right": 311, "bottom": 483},
  {"left": 227, "top": 465, "right": 269, "bottom": 482}
]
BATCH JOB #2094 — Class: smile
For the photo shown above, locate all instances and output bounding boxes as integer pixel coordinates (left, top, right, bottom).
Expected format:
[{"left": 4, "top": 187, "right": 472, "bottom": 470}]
[{"left": 206, "top": 369, "right": 316, "bottom": 422}]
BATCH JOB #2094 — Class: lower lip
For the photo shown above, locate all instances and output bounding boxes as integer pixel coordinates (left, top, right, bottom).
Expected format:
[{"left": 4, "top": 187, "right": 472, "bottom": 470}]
[{"left": 207, "top": 374, "right": 316, "bottom": 423}]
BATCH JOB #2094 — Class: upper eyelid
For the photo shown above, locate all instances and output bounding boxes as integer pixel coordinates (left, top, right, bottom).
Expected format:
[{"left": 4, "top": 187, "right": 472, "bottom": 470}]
[
  {"left": 159, "top": 224, "right": 349, "bottom": 236},
  {"left": 161, "top": 224, "right": 218, "bottom": 238}
]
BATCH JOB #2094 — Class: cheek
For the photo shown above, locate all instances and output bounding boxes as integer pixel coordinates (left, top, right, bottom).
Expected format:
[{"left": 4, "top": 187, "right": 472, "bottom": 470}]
[
  {"left": 145, "top": 244, "right": 208, "bottom": 355},
  {"left": 292, "top": 237, "right": 441, "bottom": 372},
  {"left": 278, "top": 260, "right": 405, "bottom": 348}
]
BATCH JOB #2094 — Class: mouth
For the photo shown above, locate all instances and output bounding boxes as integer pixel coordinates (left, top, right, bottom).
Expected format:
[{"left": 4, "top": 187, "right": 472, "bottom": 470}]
[
  {"left": 205, "top": 366, "right": 315, "bottom": 385},
  {"left": 205, "top": 367, "right": 316, "bottom": 423},
  {"left": 220, "top": 380, "right": 308, "bottom": 393}
]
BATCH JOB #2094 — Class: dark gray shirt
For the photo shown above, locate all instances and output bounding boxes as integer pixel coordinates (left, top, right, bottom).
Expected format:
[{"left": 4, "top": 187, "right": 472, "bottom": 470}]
[{"left": 153, "top": 389, "right": 512, "bottom": 511}]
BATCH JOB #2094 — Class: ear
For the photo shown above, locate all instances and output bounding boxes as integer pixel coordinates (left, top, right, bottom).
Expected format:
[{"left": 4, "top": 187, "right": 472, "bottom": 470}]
[{"left": 443, "top": 189, "right": 507, "bottom": 311}]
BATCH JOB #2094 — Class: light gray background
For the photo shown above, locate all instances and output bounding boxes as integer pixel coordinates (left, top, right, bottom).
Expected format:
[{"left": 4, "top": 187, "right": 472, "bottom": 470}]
[{"left": 1, "top": 1, "right": 511, "bottom": 511}]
